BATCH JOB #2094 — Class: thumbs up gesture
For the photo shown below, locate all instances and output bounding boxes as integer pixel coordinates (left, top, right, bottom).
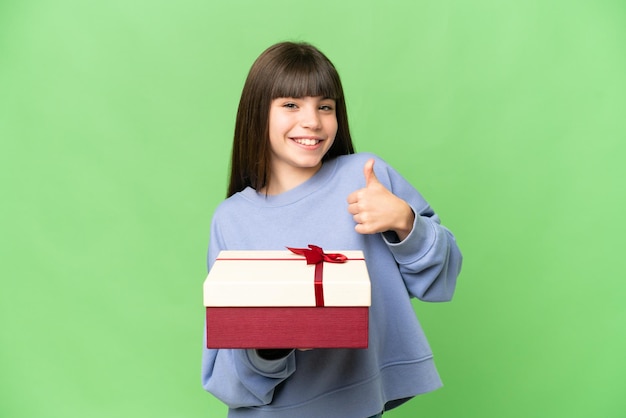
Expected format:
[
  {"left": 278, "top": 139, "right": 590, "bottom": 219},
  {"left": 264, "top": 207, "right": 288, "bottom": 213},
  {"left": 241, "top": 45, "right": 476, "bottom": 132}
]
[{"left": 347, "top": 159, "right": 415, "bottom": 241}]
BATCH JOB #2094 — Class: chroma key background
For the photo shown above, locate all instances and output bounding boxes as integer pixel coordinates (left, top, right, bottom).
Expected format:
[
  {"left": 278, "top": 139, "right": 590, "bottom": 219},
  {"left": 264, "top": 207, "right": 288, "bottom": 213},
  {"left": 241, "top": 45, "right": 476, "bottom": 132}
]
[{"left": 1, "top": 0, "right": 625, "bottom": 417}]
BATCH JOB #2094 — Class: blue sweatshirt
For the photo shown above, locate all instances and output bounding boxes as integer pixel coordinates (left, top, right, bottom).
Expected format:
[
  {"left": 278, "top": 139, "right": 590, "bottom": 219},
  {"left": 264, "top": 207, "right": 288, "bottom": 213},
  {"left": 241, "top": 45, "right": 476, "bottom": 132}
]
[{"left": 202, "top": 152, "right": 462, "bottom": 418}]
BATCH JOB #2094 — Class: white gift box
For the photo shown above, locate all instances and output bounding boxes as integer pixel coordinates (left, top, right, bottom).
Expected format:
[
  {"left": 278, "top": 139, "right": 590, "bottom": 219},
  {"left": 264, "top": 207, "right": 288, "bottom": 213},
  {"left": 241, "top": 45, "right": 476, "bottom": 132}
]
[{"left": 203, "top": 247, "right": 371, "bottom": 348}]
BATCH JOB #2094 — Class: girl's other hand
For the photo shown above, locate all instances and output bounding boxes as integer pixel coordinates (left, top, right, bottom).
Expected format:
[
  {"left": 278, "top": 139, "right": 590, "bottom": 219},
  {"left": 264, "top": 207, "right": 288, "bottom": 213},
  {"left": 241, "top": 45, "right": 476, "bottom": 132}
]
[{"left": 347, "top": 159, "right": 415, "bottom": 241}]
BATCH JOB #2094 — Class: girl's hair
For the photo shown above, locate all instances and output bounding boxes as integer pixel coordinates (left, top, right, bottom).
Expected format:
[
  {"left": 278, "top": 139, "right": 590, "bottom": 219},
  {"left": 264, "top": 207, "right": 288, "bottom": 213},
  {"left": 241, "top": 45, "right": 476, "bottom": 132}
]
[{"left": 227, "top": 41, "right": 355, "bottom": 197}]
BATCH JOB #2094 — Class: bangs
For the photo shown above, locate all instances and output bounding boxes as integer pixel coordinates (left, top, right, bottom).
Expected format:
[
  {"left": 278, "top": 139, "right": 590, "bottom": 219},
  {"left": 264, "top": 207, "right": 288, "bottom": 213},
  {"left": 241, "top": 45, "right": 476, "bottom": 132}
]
[{"left": 270, "top": 58, "right": 342, "bottom": 100}]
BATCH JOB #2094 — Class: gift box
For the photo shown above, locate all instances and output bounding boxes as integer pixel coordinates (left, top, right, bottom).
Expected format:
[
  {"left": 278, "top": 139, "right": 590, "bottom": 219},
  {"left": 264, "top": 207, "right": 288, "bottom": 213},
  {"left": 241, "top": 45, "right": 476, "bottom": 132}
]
[{"left": 203, "top": 245, "right": 371, "bottom": 349}]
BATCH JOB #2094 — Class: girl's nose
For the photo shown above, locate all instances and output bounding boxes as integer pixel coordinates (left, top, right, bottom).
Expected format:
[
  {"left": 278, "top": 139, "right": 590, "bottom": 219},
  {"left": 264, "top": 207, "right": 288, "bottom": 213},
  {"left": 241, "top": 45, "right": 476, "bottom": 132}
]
[{"left": 300, "top": 107, "right": 322, "bottom": 130}]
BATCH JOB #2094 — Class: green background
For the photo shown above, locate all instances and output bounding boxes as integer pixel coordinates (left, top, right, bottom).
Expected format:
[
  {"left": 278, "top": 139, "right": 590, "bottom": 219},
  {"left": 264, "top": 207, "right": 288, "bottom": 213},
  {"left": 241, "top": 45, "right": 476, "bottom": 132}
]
[{"left": 2, "top": 0, "right": 625, "bottom": 417}]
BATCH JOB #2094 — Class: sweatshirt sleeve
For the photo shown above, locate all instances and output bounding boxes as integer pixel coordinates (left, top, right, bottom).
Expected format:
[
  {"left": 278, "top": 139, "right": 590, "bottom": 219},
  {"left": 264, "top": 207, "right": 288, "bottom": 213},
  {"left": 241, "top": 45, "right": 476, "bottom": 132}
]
[
  {"left": 376, "top": 157, "right": 463, "bottom": 302},
  {"left": 201, "top": 212, "right": 297, "bottom": 408},
  {"left": 201, "top": 347, "right": 296, "bottom": 408}
]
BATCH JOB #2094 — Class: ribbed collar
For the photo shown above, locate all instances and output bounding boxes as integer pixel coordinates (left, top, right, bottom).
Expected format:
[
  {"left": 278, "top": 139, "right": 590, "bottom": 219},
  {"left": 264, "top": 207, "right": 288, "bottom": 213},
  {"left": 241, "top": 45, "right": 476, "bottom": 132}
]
[{"left": 238, "top": 157, "right": 339, "bottom": 207}]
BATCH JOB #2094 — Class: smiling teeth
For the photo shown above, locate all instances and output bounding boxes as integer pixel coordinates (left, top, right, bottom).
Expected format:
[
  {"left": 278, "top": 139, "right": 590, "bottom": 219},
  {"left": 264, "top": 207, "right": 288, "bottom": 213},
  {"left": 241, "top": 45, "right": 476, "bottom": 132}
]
[{"left": 293, "top": 138, "right": 320, "bottom": 146}]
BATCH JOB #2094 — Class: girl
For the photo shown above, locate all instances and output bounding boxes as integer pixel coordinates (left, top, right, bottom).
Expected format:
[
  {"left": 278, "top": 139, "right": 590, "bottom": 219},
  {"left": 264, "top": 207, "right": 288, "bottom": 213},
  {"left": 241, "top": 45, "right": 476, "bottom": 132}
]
[{"left": 202, "top": 42, "right": 462, "bottom": 418}]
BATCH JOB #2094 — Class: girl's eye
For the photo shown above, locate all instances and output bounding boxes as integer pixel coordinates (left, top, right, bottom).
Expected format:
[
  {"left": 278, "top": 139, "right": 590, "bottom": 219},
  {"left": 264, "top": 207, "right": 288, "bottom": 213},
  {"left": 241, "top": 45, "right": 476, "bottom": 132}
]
[
  {"left": 283, "top": 102, "right": 297, "bottom": 109},
  {"left": 319, "top": 104, "right": 334, "bottom": 111}
]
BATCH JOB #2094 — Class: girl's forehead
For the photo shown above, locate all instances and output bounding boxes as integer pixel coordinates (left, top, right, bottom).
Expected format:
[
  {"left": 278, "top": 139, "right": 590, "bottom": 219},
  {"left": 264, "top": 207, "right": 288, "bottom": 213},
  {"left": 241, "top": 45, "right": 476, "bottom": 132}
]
[
  {"left": 271, "top": 86, "right": 339, "bottom": 100},
  {"left": 272, "top": 95, "right": 335, "bottom": 100},
  {"left": 270, "top": 70, "right": 340, "bottom": 99}
]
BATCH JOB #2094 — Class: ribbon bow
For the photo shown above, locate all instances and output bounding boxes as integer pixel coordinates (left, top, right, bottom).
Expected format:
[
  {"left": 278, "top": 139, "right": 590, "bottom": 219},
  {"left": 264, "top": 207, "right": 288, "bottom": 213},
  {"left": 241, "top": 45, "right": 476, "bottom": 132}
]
[
  {"left": 287, "top": 245, "right": 347, "bottom": 307},
  {"left": 287, "top": 245, "right": 347, "bottom": 265}
]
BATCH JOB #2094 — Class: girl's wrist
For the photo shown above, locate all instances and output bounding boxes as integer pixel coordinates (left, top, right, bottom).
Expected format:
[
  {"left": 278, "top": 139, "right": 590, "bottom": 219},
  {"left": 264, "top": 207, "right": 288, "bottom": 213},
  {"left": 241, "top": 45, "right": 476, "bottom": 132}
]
[{"left": 393, "top": 203, "right": 415, "bottom": 241}]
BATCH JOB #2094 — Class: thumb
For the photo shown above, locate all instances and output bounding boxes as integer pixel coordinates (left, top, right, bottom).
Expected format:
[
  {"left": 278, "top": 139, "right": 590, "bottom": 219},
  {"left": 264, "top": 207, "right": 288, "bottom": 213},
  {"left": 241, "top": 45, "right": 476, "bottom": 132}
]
[{"left": 363, "top": 158, "right": 379, "bottom": 186}]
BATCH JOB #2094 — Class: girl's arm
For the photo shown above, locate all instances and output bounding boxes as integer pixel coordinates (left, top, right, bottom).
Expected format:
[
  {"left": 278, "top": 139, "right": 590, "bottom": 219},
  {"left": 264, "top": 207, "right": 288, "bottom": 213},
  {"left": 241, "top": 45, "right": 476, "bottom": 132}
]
[
  {"left": 383, "top": 203, "right": 461, "bottom": 302},
  {"left": 201, "top": 347, "right": 296, "bottom": 408},
  {"left": 349, "top": 156, "right": 462, "bottom": 302},
  {"left": 201, "top": 219, "right": 297, "bottom": 407}
]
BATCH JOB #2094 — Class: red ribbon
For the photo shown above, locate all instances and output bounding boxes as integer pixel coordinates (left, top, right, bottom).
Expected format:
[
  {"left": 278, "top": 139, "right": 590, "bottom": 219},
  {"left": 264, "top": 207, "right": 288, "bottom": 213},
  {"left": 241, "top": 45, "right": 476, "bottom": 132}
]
[{"left": 287, "top": 245, "right": 347, "bottom": 307}]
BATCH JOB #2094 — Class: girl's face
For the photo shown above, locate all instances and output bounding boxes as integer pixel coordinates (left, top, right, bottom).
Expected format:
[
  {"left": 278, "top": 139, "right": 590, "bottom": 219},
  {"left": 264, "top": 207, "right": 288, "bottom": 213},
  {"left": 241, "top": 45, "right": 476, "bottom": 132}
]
[{"left": 267, "top": 96, "right": 337, "bottom": 191}]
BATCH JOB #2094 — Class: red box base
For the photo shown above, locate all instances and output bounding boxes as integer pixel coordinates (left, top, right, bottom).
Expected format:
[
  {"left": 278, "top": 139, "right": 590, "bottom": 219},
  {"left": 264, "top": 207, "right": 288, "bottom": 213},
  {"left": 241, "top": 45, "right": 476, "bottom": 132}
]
[{"left": 206, "top": 307, "right": 369, "bottom": 349}]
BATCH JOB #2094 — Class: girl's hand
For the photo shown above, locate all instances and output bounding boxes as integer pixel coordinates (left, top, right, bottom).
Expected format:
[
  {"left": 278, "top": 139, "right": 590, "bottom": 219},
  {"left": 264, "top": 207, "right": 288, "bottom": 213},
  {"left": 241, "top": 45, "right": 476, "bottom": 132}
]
[{"left": 347, "top": 159, "right": 415, "bottom": 241}]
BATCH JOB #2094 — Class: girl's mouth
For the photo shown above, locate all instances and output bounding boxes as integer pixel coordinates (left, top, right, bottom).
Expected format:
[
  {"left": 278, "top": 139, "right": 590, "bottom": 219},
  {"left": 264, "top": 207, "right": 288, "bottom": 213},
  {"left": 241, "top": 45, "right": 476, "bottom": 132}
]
[{"left": 292, "top": 138, "right": 322, "bottom": 146}]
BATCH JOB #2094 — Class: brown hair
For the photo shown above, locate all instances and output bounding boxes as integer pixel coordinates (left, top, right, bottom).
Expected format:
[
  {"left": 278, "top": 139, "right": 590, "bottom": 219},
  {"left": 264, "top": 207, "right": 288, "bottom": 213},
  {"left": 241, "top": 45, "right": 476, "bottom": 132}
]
[{"left": 227, "top": 42, "right": 355, "bottom": 197}]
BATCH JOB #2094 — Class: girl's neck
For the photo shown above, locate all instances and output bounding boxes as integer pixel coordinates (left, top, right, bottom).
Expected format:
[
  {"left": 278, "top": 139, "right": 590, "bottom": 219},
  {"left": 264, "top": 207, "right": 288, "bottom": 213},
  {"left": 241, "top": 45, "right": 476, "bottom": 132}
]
[{"left": 261, "top": 163, "right": 322, "bottom": 195}]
